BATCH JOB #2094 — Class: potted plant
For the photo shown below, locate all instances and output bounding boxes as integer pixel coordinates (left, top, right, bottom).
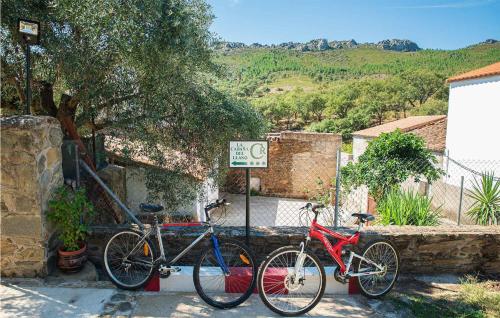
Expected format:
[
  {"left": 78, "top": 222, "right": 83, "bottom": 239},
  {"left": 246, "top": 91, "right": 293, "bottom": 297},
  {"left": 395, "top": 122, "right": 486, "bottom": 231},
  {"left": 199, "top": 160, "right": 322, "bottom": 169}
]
[{"left": 48, "top": 186, "right": 95, "bottom": 272}]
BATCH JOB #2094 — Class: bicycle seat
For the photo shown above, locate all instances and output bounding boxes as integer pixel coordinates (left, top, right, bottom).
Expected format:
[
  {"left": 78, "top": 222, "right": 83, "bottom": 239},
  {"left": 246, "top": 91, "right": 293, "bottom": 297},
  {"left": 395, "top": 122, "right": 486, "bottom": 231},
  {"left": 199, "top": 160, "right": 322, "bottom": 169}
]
[
  {"left": 139, "top": 203, "right": 164, "bottom": 213},
  {"left": 351, "top": 213, "right": 375, "bottom": 222},
  {"left": 311, "top": 203, "right": 325, "bottom": 212}
]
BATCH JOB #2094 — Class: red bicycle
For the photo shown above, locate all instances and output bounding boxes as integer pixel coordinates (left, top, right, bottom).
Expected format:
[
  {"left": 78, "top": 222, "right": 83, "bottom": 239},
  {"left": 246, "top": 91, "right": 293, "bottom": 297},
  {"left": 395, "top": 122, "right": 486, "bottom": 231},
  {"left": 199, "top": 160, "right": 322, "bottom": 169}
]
[{"left": 257, "top": 203, "right": 400, "bottom": 316}]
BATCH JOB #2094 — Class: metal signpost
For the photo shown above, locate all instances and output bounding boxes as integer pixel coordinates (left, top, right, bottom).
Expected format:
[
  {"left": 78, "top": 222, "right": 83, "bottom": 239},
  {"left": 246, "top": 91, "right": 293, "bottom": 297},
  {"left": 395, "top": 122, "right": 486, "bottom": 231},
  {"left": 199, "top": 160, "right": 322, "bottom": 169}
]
[{"left": 229, "top": 141, "right": 269, "bottom": 244}]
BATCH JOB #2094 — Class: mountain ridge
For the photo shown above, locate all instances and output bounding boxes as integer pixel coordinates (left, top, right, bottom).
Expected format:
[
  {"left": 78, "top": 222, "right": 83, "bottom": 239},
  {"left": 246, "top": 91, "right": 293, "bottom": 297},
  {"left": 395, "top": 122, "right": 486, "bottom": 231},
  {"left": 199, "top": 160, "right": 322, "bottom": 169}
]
[{"left": 214, "top": 38, "right": 498, "bottom": 53}]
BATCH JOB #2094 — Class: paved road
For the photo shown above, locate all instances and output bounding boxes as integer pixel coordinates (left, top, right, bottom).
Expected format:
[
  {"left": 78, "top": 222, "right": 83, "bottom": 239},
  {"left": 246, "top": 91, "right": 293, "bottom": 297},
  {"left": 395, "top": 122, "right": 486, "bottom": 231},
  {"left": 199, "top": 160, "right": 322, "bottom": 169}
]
[{"left": 0, "top": 283, "right": 396, "bottom": 318}]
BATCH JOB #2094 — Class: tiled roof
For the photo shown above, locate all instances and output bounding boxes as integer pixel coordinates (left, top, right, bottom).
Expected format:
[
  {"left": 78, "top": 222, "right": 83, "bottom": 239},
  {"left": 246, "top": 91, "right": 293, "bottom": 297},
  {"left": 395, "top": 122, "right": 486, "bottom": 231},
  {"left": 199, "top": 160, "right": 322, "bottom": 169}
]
[
  {"left": 352, "top": 115, "right": 447, "bottom": 152},
  {"left": 447, "top": 62, "right": 500, "bottom": 83}
]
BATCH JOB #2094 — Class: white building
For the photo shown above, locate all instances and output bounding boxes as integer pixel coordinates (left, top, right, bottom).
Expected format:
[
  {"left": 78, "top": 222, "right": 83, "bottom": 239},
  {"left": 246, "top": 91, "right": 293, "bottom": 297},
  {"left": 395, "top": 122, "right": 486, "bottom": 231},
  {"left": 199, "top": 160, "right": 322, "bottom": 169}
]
[
  {"left": 446, "top": 62, "right": 500, "bottom": 162},
  {"left": 445, "top": 62, "right": 500, "bottom": 186}
]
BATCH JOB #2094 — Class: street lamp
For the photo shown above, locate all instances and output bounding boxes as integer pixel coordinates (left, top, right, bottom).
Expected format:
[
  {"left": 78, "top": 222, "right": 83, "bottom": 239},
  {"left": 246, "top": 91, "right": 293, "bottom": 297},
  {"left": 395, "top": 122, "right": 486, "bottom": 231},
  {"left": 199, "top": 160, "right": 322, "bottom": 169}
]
[{"left": 18, "top": 18, "right": 40, "bottom": 115}]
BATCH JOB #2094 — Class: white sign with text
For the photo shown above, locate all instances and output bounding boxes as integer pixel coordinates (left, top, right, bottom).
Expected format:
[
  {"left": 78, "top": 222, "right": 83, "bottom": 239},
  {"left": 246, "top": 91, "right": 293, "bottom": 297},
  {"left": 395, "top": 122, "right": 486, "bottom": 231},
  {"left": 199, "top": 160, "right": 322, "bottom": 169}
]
[{"left": 229, "top": 141, "right": 268, "bottom": 168}]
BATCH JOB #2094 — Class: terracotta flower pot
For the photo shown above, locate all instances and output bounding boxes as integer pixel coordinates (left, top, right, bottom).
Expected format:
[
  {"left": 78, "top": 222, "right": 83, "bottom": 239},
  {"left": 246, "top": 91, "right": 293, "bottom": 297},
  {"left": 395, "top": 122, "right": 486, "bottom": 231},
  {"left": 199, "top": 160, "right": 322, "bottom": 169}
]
[{"left": 57, "top": 243, "right": 87, "bottom": 273}]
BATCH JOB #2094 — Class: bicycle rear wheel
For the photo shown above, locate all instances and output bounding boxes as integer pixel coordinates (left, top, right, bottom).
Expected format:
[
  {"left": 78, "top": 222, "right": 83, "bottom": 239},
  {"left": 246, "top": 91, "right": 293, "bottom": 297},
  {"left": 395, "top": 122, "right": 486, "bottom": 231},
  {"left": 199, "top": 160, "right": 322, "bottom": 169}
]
[
  {"left": 193, "top": 237, "right": 256, "bottom": 309},
  {"left": 356, "top": 239, "right": 399, "bottom": 298},
  {"left": 258, "top": 246, "right": 325, "bottom": 316},
  {"left": 104, "top": 230, "right": 156, "bottom": 290}
]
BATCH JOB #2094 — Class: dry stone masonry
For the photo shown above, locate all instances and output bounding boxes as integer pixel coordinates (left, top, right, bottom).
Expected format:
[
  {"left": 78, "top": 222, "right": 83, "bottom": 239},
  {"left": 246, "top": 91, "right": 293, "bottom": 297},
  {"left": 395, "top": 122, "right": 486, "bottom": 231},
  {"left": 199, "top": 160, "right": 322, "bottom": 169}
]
[{"left": 1, "top": 116, "right": 63, "bottom": 277}]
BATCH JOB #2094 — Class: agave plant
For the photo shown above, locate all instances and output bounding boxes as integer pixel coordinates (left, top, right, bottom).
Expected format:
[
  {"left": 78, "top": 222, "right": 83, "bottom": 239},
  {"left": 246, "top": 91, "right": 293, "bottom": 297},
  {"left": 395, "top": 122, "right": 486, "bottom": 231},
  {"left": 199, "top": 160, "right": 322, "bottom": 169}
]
[{"left": 466, "top": 172, "right": 500, "bottom": 225}]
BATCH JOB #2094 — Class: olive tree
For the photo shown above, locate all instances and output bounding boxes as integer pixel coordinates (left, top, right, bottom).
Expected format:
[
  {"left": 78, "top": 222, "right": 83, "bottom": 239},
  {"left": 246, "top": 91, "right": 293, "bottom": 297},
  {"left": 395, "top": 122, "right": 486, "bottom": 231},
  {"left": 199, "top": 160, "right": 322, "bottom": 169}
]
[{"left": 1, "top": 0, "right": 265, "bottom": 208}]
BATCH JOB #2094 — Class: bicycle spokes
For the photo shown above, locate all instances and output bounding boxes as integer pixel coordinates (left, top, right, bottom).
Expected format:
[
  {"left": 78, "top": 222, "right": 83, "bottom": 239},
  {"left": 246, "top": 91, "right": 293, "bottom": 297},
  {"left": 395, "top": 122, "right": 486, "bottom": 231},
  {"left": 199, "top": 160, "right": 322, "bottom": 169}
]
[
  {"left": 357, "top": 241, "right": 398, "bottom": 297},
  {"left": 260, "top": 249, "right": 324, "bottom": 315},
  {"left": 195, "top": 241, "right": 255, "bottom": 306},
  {"left": 104, "top": 231, "right": 154, "bottom": 288}
]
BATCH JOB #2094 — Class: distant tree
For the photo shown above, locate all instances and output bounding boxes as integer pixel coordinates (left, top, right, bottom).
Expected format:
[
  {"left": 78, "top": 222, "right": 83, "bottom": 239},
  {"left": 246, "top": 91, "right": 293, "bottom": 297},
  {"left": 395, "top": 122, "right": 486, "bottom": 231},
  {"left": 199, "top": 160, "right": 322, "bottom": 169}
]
[
  {"left": 326, "top": 83, "right": 359, "bottom": 119},
  {"left": 341, "top": 130, "right": 443, "bottom": 201},
  {"left": 398, "top": 70, "right": 445, "bottom": 116},
  {"left": 304, "top": 94, "right": 326, "bottom": 121},
  {"left": 411, "top": 99, "right": 448, "bottom": 115}
]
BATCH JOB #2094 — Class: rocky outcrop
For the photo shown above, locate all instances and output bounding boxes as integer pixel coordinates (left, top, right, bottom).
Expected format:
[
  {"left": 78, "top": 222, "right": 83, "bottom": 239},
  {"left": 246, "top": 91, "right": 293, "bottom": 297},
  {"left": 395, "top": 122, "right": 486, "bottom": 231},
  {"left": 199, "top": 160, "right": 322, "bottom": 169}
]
[
  {"left": 376, "top": 39, "right": 420, "bottom": 52},
  {"left": 214, "top": 38, "right": 421, "bottom": 52},
  {"left": 329, "top": 39, "right": 358, "bottom": 49}
]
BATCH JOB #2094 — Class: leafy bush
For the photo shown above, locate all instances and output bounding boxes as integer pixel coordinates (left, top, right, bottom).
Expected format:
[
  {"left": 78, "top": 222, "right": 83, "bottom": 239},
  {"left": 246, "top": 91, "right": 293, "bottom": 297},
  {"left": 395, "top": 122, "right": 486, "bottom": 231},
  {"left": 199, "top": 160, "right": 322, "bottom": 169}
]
[
  {"left": 307, "top": 119, "right": 338, "bottom": 133},
  {"left": 376, "top": 189, "right": 440, "bottom": 226},
  {"left": 341, "top": 130, "right": 443, "bottom": 201},
  {"left": 466, "top": 172, "right": 500, "bottom": 225},
  {"left": 48, "top": 187, "right": 95, "bottom": 251}
]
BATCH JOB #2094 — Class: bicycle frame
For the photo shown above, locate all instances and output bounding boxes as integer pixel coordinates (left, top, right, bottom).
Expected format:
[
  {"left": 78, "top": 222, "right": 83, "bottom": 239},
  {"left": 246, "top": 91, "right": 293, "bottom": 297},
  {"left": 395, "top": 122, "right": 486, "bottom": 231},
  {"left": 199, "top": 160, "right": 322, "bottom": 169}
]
[
  {"left": 124, "top": 212, "right": 230, "bottom": 274},
  {"left": 305, "top": 219, "right": 384, "bottom": 276}
]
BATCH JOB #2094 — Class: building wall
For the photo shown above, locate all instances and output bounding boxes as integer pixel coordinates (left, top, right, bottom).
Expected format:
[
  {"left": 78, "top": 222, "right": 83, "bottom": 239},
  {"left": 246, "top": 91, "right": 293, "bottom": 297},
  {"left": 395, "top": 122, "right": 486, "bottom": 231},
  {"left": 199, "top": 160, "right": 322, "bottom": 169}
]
[
  {"left": 447, "top": 75, "right": 500, "bottom": 163},
  {"left": 1, "top": 116, "right": 63, "bottom": 277},
  {"left": 88, "top": 225, "right": 500, "bottom": 274},
  {"left": 124, "top": 166, "right": 217, "bottom": 221}
]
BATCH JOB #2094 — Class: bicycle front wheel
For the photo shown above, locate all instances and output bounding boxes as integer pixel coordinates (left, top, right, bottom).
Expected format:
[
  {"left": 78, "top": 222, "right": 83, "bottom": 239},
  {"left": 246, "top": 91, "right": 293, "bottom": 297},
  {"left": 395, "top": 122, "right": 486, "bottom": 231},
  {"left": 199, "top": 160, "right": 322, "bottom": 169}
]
[
  {"left": 356, "top": 239, "right": 399, "bottom": 298},
  {"left": 193, "top": 238, "right": 256, "bottom": 309},
  {"left": 104, "top": 230, "right": 156, "bottom": 290},
  {"left": 258, "top": 246, "right": 326, "bottom": 317}
]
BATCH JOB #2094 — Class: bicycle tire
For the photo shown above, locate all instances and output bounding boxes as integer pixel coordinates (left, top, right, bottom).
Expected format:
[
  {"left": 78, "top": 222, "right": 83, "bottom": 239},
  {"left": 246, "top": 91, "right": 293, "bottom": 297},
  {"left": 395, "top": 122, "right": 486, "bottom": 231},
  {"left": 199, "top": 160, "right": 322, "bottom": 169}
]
[
  {"left": 354, "top": 238, "right": 399, "bottom": 298},
  {"left": 257, "top": 246, "right": 326, "bottom": 317},
  {"left": 104, "top": 230, "right": 156, "bottom": 290},
  {"left": 193, "top": 237, "right": 256, "bottom": 309}
]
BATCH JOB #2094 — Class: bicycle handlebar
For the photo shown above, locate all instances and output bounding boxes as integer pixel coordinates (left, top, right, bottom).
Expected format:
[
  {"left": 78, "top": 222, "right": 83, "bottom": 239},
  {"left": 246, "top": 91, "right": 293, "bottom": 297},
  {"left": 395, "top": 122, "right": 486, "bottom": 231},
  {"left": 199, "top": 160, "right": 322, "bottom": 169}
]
[
  {"left": 300, "top": 203, "right": 325, "bottom": 212},
  {"left": 205, "top": 199, "right": 228, "bottom": 211}
]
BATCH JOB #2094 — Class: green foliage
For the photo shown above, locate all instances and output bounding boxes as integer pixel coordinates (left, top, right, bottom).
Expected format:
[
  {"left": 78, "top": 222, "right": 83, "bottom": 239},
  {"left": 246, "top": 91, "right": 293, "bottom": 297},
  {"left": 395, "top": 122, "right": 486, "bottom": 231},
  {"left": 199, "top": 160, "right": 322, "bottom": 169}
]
[
  {"left": 341, "top": 130, "right": 443, "bottom": 201},
  {"left": 216, "top": 44, "right": 500, "bottom": 134},
  {"left": 144, "top": 169, "right": 200, "bottom": 212},
  {"left": 307, "top": 119, "right": 337, "bottom": 133},
  {"left": 2, "top": 1, "right": 266, "bottom": 200},
  {"left": 341, "top": 142, "right": 353, "bottom": 154},
  {"left": 411, "top": 99, "right": 448, "bottom": 116},
  {"left": 376, "top": 188, "right": 440, "bottom": 226},
  {"left": 48, "top": 187, "right": 95, "bottom": 251},
  {"left": 466, "top": 172, "right": 500, "bottom": 225}
]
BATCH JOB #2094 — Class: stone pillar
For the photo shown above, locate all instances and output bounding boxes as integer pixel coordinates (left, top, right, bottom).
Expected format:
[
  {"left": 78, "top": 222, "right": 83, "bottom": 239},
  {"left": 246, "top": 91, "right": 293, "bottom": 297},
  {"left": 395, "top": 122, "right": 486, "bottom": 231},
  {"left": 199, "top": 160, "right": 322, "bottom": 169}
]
[{"left": 1, "top": 116, "right": 63, "bottom": 277}]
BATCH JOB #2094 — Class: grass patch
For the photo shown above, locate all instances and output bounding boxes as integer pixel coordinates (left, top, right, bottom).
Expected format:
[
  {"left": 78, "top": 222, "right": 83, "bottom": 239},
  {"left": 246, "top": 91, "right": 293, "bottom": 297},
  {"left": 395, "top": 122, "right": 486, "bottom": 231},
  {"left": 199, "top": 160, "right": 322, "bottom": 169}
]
[
  {"left": 391, "top": 294, "right": 485, "bottom": 318},
  {"left": 460, "top": 275, "right": 500, "bottom": 317},
  {"left": 391, "top": 276, "right": 500, "bottom": 318}
]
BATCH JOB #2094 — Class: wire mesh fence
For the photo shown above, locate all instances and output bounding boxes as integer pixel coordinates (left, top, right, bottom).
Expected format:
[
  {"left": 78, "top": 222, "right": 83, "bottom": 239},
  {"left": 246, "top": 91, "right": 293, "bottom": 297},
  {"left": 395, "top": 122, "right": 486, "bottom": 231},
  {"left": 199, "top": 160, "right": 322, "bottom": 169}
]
[{"left": 217, "top": 151, "right": 500, "bottom": 228}]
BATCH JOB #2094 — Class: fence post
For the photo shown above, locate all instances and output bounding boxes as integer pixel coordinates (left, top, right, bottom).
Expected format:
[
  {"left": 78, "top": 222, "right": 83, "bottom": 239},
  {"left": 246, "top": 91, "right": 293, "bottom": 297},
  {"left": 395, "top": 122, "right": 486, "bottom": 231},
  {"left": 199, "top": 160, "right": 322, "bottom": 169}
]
[
  {"left": 245, "top": 168, "right": 250, "bottom": 245},
  {"left": 334, "top": 148, "right": 341, "bottom": 229},
  {"left": 457, "top": 175, "right": 464, "bottom": 225}
]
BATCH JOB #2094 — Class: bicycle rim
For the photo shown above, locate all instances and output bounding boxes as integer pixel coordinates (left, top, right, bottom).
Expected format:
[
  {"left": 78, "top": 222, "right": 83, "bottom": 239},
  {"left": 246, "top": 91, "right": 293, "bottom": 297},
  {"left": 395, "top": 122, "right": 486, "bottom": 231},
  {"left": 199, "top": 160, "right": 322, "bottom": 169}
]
[
  {"left": 260, "top": 249, "right": 324, "bottom": 315},
  {"left": 357, "top": 241, "right": 398, "bottom": 297},
  {"left": 195, "top": 240, "right": 255, "bottom": 308},
  {"left": 104, "top": 231, "right": 154, "bottom": 288}
]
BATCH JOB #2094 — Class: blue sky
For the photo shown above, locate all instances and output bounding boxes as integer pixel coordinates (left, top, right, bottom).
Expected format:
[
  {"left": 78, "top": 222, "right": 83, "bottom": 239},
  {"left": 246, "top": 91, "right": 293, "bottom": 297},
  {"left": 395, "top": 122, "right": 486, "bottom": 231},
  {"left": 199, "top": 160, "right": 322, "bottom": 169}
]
[{"left": 207, "top": 0, "right": 500, "bottom": 49}]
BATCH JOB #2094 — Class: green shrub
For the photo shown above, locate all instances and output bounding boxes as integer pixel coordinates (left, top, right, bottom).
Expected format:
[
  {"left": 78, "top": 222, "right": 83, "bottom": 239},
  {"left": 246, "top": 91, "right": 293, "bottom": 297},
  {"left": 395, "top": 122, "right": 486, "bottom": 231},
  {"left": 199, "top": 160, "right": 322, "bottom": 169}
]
[
  {"left": 341, "top": 130, "right": 443, "bottom": 201},
  {"left": 376, "top": 189, "right": 440, "bottom": 226},
  {"left": 466, "top": 172, "right": 500, "bottom": 225},
  {"left": 48, "top": 186, "right": 95, "bottom": 251}
]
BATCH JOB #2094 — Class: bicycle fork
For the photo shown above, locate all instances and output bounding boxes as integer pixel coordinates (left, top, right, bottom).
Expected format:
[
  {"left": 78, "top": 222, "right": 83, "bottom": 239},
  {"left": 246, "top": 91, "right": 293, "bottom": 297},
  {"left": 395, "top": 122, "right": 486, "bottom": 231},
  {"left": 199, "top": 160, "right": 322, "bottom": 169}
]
[{"left": 293, "top": 240, "right": 309, "bottom": 281}]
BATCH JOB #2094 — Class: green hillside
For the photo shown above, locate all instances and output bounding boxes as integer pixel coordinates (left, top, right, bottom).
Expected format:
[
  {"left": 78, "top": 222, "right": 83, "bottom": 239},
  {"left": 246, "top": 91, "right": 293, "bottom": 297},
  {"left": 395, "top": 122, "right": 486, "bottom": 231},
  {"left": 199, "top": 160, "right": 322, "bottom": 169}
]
[{"left": 215, "top": 43, "right": 500, "bottom": 138}]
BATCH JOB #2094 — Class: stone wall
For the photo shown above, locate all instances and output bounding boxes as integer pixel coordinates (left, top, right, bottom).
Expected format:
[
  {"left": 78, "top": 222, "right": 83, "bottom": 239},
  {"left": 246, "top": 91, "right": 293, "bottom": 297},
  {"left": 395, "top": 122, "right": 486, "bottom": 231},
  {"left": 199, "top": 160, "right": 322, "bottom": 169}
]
[
  {"left": 1, "top": 116, "right": 63, "bottom": 277},
  {"left": 226, "top": 131, "right": 342, "bottom": 199},
  {"left": 88, "top": 225, "right": 499, "bottom": 275}
]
